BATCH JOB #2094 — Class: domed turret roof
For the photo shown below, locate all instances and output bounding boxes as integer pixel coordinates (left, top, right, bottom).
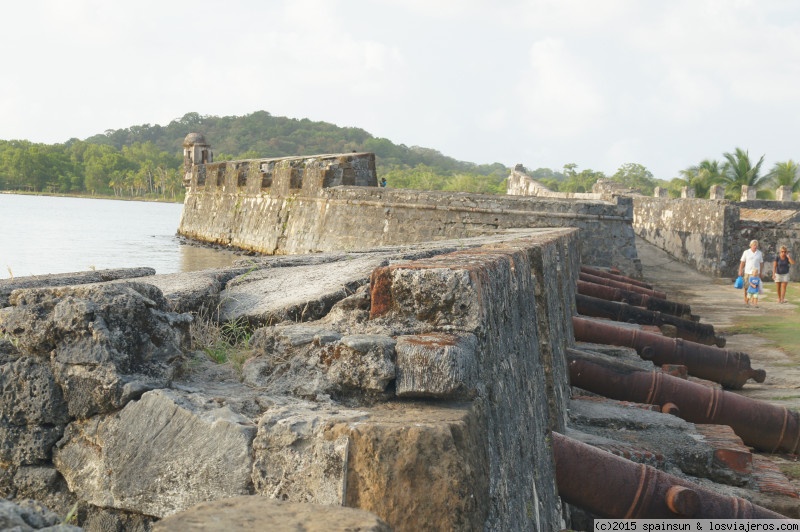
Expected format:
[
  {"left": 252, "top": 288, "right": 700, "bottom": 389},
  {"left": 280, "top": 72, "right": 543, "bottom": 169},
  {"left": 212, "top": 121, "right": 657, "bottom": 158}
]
[{"left": 183, "top": 132, "right": 207, "bottom": 146}]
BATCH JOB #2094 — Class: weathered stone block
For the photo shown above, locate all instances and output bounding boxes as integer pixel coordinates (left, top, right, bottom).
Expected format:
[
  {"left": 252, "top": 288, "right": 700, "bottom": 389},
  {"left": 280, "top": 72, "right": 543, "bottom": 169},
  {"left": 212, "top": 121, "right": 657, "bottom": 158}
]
[
  {"left": 777, "top": 185, "right": 794, "bottom": 202},
  {"left": 153, "top": 496, "right": 391, "bottom": 532},
  {"left": 709, "top": 185, "right": 726, "bottom": 200},
  {"left": 0, "top": 423, "right": 64, "bottom": 465},
  {"left": 54, "top": 389, "right": 257, "bottom": 519},
  {"left": 369, "top": 265, "right": 479, "bottom": 328},
  {"left": 394, "top": 332, "right": 478, "bottom": 398},
  {"left": 344, "top": 402, "right": 489, "bottom": 531},
  {"left": 0, "top": 283, "right": 192, "bottom": 418},
  {"left": 0, "top": 356, "right": 68, "bottom": 427},
  {"left": 328, "top": 335, "right": 396, "bottom": 393},
  {"left": 0, "top": 498, "right": 67, "bottom": 531},
  {"left": 251, "top": 405, "right": 363, "bottom": 505},
  {"left": 244, "top": 326, "right": 393, "bottom": 400}
]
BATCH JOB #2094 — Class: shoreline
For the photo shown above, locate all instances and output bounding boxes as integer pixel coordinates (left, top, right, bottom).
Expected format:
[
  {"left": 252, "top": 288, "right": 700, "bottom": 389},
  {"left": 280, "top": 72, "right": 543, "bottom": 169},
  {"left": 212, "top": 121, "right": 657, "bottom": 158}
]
[{"left": 0, "top": 189, "right": 184, "bottom": 204}]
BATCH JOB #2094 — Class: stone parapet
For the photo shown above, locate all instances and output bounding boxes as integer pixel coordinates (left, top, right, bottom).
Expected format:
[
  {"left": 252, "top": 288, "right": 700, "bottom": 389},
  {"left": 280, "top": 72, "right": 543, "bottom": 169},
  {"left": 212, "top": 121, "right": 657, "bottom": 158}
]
[
  {"left": 179, "top": 175, "right": 641, "bottom": 277},
  {"left": 366, "top": 231, "right": 575, "bottom": 529},
  {"left": 185, "top": 152, "right": 377, "bottom": 196}
]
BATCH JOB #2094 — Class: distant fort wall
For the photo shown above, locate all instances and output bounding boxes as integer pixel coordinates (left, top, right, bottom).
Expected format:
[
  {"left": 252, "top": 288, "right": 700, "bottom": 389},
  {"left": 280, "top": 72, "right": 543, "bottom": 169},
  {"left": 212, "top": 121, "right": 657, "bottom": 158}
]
[
  {"left": 507, "top": 165, "right": 800, "bottom": 280},
  {"left": 177, "top": 139, "right": 642, "bottom": 276},
  {"left": 632, "top": 196, "right": 800, "bottom": 280},
  {"left": 632, "top": 197, "right": 738, "bottom": 277}
]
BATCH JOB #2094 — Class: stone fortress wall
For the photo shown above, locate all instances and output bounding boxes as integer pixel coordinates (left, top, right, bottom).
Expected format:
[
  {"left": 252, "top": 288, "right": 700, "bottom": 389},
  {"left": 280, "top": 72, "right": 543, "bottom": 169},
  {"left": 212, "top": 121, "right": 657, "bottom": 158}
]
[
  {"left": 177, "top": 137, "right": 642, "bottom": 277},
  {"left": 509, "top": 166, "right": 800, "bottom": 281},
  {"left": 1, "top": 136, "right": 796, "bottom": 530}
]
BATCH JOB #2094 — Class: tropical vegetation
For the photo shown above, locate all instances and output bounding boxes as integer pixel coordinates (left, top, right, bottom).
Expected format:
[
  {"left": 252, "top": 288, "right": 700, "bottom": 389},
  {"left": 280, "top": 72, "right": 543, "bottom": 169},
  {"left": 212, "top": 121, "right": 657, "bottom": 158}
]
[
  {"left": 1, "top": 111, "right": 797, "bottom": 201},
  {"left": 768, "top": 160, "right": 800, "bottom": 193},
  {"left": 0, "top": 111, "right": 510, "bottom": 199},
  {"left": 667, "top": 148, "right": 800, "bottom": 200}
]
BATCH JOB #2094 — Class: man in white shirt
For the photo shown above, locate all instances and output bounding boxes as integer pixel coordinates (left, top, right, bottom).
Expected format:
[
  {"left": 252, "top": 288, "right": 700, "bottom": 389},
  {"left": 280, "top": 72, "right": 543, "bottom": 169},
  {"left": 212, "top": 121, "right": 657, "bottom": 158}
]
[{"left": 738, "top": 239, "right": 764, "bottom": 305}]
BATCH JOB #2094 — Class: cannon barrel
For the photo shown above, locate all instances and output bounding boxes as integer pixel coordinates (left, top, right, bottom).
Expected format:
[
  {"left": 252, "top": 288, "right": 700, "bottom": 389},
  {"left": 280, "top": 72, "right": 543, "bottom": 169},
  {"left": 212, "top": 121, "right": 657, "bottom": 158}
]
[
  {"left": 577, "top": 280, "right": 694, "bottom": 320},
  {"left": 581, "top": 265, "right": 654, "bottom": 289},
  {"left": 552, "top": 431, "right": 786, "bottom": 519},
  {"left": 576, "top": 293, "right": 722, "bottom": 347},
  {"left": 580, "top": 272, "right": 667, "bottom": 300},
  {"left": 572, "top": 316, "right": 764, "bottom": 389},
  {"left": 566, "top": 349, "right": 800, "bottom": 455}
]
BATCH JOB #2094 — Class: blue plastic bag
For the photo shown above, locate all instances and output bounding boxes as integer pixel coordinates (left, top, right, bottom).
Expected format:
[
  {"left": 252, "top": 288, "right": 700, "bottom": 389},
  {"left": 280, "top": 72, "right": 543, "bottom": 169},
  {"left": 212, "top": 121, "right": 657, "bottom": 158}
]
[{"left": 734, "top": 276, "right": 744, "bottom": 289}]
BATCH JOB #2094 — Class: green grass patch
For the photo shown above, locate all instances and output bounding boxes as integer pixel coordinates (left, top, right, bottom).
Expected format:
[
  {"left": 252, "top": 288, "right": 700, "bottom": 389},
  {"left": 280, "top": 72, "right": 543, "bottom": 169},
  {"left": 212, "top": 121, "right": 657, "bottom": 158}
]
[
  {"left": 190, "top": 313, "right": 254, "bottom": 373},
  {"left": 770, "top": 395, "right": 800, "bottom": 401},
  {"left": 778, "top": 461, "right": 800, "bottom": 479}
]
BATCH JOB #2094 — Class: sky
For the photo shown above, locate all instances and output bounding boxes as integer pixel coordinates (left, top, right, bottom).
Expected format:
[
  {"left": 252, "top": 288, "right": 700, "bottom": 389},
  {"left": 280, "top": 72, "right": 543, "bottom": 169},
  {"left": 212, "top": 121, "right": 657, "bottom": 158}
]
[{"left": 3, "top": 0, "right": 800, "bottom": 180}]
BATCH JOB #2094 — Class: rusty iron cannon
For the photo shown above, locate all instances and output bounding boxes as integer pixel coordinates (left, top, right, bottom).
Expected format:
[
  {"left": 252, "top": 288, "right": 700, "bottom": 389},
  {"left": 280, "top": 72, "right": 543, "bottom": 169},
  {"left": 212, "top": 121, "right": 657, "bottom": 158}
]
[
  {"left": 577, "top": 280, "right": 694, "bottom": 320},
  {"left": 576, "top": 293, "right": 724, "bottom": 347},
  {"left": 572, "top": 316, "right": 763, "bottom": 389},
  {"left": 581, "top": 265, "right": 654, "bottom": 290},
  {"left": 566, "top": 349, "right": 799, "bottom": 454},
  {"left": 553, "top": 431, "right": 786, "bottom": 519},
  {"left": 580, "top": 271, "right": 667, "bottom": 300}
]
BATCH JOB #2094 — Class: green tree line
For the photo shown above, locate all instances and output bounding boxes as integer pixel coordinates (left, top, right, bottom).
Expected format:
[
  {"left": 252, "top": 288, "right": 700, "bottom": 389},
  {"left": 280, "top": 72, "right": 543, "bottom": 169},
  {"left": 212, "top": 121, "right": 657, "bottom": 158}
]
[
  {"left": 531, "top": 149, "right": 799, "bottom": 201},
  {"left": 669, "top": 148, "right": 800, "bottom": 200},
  {"left": 529, "top": 162, "right": 660, "bottom": 196},
  {"left": 0, "top": 111, "right": 511, "bottom": 198},
  {"left": 3, "top": 110, "right": 797, "bottom": 200},
  {"left": 0, "top": 139, "right": 184, "bottom": 200}
]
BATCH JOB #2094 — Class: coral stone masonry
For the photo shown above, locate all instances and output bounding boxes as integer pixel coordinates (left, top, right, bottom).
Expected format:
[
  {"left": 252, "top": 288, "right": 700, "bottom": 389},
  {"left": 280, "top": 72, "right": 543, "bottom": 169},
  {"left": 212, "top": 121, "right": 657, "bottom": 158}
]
[{"left": 178, "top": 137, "right": 642, "bottom": 277}]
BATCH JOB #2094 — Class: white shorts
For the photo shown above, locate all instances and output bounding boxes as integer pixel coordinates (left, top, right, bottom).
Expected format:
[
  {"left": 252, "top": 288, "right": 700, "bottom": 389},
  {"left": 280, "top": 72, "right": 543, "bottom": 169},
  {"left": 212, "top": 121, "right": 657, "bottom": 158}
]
[{"left": 774, "top": 273, "right": 790, "bottom": 283}]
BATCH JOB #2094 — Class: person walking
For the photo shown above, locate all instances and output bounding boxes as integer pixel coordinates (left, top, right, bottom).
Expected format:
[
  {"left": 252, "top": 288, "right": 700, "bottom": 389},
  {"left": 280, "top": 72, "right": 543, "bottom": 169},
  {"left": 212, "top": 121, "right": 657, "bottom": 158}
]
[
  {"left": 746, "top": 270, "right": 762, "bottom": 307},
  {"left": 773, "top": 245, "right": 795, "bottom": 303},
  {"left": 739, "top": 240, "right": 764, "bottom": 305}
]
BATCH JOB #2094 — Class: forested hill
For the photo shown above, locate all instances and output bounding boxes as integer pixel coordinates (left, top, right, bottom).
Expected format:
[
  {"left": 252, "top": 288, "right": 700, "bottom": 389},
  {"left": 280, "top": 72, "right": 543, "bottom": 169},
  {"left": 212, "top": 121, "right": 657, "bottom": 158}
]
[
  {"left": 0, "top": 111, "right": 511, "bottom": 199},
  {"left": 87, "top": 111, "right": 509, "bottom": 191}
]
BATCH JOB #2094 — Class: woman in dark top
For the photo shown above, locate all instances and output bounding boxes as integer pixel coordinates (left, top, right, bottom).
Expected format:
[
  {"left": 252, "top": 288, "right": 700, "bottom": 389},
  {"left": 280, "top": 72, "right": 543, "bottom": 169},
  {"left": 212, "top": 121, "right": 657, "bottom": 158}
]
[{"left": 773, "top": 245, "right": 795, "bottom": 303}]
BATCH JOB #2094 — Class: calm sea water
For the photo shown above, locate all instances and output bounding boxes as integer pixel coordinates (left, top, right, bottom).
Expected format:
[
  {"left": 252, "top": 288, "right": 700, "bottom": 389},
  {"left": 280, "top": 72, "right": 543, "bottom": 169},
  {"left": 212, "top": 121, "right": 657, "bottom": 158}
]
[{"left": 0, "top": 194, "right": 239, "bottom": 279}]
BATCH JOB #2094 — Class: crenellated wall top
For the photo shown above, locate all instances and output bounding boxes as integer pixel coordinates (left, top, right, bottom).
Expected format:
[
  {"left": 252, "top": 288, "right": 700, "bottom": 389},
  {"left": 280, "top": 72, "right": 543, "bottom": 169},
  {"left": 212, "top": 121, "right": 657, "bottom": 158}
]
[{"left": 184, "top": 151, "right": 377, "bottom": 197}]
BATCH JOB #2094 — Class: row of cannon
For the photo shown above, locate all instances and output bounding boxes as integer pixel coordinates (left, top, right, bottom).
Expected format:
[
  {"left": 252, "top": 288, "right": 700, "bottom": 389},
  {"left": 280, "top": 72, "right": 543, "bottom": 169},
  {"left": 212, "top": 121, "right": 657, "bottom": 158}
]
[{"left": 555, "top": 265, "right": 796, "bottom": 520}]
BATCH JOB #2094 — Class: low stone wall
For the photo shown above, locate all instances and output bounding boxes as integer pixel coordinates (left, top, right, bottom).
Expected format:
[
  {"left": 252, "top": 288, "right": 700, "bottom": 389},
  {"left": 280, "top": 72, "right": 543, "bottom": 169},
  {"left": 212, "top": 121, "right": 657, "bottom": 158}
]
[
  {"left": 632, "top": 197, "right": 737, "bottom": 276},
  {"left": 0, "top": 229, "right": 578, "bottom": 531},
  {"left": 179, "top": 154, "right": 641, "bottom": 277},
  {"left": 506, "top": 167, "right": 603, "bottom": 200}
]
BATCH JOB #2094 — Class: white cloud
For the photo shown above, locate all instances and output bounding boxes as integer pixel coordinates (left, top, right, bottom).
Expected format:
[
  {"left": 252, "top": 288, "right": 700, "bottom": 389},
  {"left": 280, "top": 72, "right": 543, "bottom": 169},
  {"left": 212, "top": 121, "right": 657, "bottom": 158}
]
[
  {"left": 3, "top": 0, "right": 800, "bottom": 179},
  {"left": 515, "top": 38, "right": 606, "bottom": 137}
]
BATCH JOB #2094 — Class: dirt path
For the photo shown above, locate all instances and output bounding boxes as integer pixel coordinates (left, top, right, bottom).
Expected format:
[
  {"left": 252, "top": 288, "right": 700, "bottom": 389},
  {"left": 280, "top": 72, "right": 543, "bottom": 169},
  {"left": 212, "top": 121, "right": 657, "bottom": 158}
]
[
  {"left": 636, "top": 238, "right": 800, "bottom": 409},
  {"left": 635, "top": 238, "right": 800, "bottom": 493}
]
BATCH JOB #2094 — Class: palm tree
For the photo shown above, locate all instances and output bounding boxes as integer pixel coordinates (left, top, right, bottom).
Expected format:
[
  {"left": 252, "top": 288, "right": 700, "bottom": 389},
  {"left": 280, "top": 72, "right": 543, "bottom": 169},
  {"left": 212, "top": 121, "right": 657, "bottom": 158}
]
[
  {"left": 721, "top": 148, "right": 766, "bottom": 200},
  {"left": 678, "top": 159, "right": 723, "bottom": 198},
  {"left": 768, "top": 160, "right": 800, "bottom": 193}
]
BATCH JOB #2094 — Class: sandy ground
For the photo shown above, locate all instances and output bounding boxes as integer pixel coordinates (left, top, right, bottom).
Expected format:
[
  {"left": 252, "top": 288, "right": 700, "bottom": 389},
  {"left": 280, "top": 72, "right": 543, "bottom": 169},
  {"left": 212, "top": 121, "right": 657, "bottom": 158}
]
[{"left": 635, "top": 238, "right": 800, "bottom": 492}]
